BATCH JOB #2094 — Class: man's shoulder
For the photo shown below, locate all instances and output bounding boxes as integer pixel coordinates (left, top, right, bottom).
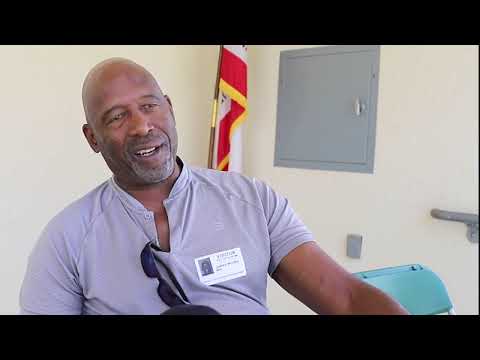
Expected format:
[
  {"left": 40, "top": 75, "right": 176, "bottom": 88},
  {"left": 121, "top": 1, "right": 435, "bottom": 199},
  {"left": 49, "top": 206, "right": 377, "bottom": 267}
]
[
  {"left": 29, "top": 179, "right": 116, "bottom": 264},
  {"left": 188, "top": 166, "right": 272, "bottom": 207},
  {"left": 43, "top": 179, "right": 115, "bottom": 240},
  {"left": 189, "top": 166, "right": 257, "bottom": 191}
]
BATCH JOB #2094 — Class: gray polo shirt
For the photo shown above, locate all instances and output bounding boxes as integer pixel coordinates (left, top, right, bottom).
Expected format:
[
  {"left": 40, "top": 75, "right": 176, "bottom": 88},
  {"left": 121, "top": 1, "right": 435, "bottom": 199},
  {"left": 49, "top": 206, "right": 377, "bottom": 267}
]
[{"left": 20, "top": 158, "right": 314, "bottom": 315}]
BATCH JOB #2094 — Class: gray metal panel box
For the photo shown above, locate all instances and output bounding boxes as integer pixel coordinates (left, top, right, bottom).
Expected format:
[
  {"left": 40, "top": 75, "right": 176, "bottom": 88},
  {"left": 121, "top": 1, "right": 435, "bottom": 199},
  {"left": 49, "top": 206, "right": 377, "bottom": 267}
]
[{"left": 274, "top": 45, "right": 380, "bottom": 173}]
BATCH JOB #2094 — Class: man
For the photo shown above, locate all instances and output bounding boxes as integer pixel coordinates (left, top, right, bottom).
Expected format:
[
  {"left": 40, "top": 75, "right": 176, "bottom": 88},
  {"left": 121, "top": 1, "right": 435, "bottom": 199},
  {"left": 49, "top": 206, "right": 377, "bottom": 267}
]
[{"left": 19, "top": 58, "right": 408, "bottom": 315}]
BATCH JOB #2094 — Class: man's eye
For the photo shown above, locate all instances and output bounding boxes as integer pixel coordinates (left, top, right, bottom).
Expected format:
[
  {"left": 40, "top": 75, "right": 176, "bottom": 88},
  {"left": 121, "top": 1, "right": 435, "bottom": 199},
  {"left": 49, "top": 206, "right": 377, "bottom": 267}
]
[
  {"left": 142, "top": 104, "right": 158, "bottom": 111},
  {"left": 108, "top": 113, "right": 125, "bottom": 124}
]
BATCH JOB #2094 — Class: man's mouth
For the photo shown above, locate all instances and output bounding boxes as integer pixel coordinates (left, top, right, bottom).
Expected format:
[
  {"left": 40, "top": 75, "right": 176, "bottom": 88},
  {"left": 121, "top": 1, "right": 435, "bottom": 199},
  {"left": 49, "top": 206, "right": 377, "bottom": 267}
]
[{"left": 133, "top": 144, "right": 165, "bottom": 158}]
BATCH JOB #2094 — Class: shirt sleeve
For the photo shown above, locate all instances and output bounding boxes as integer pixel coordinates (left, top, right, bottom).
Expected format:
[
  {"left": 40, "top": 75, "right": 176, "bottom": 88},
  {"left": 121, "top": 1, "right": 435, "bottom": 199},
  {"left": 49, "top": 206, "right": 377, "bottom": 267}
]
[
  {"left": 19, "top": 221, "right": 84, "bottom": 315},
  {"left": 253, "top": 179, "right": 315, "bottom": 275}
]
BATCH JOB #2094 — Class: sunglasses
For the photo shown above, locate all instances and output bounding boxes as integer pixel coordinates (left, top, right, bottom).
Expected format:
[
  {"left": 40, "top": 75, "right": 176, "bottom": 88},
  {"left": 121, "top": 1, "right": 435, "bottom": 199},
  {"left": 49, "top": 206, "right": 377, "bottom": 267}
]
[{"left": 140, "top": 241, "right": 190, "bottom": 307}]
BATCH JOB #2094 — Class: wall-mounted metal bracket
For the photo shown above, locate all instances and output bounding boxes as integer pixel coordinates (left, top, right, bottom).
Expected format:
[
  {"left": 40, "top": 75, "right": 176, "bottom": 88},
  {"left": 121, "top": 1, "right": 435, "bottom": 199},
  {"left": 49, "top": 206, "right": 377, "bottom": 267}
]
[{"left": 431, "top": 209, "right": 478, "bottom": 243}]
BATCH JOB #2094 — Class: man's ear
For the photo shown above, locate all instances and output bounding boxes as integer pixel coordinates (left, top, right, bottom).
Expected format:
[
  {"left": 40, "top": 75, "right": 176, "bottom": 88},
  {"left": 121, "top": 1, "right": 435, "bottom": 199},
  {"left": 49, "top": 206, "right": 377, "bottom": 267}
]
[
  {"left": 164, "top": 94, "right": 173, "bottom": 108},
  {"left": 82, "top": 124, "right": 101, "bottom": 153}
]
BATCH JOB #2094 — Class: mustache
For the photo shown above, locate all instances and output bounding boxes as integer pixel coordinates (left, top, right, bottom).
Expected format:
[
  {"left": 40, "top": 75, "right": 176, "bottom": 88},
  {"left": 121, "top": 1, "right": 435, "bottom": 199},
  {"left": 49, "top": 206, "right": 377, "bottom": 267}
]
[{"left": 125, "top": 131, "right": 169, "bottom": 151}]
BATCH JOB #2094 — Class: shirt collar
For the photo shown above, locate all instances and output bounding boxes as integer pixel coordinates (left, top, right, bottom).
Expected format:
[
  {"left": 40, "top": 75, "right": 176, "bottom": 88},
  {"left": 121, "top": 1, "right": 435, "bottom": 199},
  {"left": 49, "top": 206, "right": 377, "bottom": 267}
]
[{"left": 109, "top": 156, "right": 191, "bottom": 213}]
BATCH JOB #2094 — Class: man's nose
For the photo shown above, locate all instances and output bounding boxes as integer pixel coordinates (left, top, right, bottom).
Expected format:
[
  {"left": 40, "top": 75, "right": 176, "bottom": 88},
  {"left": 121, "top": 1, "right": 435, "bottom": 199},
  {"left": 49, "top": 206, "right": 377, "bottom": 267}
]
[{"left": 128, "top": 110, "right": 153, "bottom": 137}]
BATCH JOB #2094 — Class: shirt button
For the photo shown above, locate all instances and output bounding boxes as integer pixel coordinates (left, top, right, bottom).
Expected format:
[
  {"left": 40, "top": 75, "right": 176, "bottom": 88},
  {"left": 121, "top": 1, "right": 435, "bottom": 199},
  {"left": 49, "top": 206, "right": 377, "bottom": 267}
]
[{"left": 144, "top": 213, "right": 152, "bottom": 220}]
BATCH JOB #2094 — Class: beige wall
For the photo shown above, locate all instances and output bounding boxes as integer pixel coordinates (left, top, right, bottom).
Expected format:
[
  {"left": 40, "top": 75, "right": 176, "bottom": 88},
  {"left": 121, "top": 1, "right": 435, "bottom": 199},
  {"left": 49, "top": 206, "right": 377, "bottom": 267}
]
[
  {"left": 1, "top": 45, "right": 477, "bottom": 314},
  {"left": 246, "top": 45, "right": 478, "bottom": 314}
]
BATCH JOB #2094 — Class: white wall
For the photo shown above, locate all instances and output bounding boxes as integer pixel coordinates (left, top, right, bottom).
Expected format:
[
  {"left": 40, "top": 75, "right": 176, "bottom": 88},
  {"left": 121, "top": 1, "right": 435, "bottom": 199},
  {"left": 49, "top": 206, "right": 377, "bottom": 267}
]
[
  {"left": 246, "top": 45, "right": 479, "bottom": 314},
  {"left": 0, "top": 45, "right": 219, "bottom": 314},
  {"left": 1, "top": 45, "right": 478, "bottom": 315}
]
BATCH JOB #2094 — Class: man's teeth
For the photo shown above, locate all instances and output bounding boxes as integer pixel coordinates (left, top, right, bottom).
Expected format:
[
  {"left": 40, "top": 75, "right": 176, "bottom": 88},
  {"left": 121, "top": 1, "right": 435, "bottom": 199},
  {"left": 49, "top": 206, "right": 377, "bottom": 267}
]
[{"left": 135, "top": 147, "right": 157, "bottom": 156}]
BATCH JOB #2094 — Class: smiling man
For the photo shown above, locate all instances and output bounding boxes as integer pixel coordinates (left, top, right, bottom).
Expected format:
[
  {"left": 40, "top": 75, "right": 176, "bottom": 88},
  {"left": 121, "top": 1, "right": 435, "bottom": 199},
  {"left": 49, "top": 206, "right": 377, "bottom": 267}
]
[{"left": 19, "top": 58, "right": 408, "bottom": 315}]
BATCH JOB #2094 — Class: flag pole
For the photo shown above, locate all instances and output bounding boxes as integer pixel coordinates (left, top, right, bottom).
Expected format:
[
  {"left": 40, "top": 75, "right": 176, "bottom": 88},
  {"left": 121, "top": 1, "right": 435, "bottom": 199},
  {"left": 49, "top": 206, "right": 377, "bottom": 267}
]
[{"left": 208, "top": 45, "right": 224, "bottom": 169}]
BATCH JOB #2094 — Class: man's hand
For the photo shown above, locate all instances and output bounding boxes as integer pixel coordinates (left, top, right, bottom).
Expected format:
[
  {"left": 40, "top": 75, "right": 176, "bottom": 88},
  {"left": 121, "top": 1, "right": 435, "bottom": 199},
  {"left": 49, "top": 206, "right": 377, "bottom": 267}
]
[{"left": 272, "top": 242, "right": 409, "bottom": 315}]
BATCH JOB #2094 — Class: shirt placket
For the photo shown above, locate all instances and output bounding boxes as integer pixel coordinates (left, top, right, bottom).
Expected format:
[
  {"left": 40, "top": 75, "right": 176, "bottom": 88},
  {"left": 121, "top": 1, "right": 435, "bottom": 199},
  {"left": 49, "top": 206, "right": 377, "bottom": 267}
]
[
  {"left": 141, "top": 210, "right": 159, "bottom": 246},
  {"left": 163, "top": 200, "right": 177, "bottom": 253}
]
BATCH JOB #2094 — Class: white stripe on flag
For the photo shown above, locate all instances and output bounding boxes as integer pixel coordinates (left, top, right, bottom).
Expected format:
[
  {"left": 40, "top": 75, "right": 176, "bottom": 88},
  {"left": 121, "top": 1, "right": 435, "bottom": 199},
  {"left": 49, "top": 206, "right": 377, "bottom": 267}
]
[
  {"left": 229, "top": 126, "right": 242, "bottom": 173},
  {"left": 224, "top": 45, "right": 247, "bottom": 63},
  {"left": 212, "top": 91, "right": 231, "bottom": 168}
]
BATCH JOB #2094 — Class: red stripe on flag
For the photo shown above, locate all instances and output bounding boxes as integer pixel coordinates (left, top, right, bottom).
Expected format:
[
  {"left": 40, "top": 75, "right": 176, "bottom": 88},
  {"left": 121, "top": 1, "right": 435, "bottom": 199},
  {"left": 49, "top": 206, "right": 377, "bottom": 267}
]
[
  {"left": 220, "top": 48, "right": 247, "bottom": 98},
  {"left": 216, "top": 101, "right": 244, "bottom": 170}
]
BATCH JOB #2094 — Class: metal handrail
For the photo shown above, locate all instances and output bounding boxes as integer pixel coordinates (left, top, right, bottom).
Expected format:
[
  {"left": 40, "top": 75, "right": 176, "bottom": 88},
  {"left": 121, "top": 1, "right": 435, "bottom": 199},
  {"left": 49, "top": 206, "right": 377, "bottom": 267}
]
[{"left": 431, "top": 209, "right": 478, "bottom": 243}]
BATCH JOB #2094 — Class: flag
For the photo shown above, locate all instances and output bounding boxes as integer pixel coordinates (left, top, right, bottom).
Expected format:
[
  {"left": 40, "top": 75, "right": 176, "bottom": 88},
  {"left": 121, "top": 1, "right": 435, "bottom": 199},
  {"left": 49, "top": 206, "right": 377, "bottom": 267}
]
[{"left": 212, "top": 45, "right": 247, "bottom": 172}]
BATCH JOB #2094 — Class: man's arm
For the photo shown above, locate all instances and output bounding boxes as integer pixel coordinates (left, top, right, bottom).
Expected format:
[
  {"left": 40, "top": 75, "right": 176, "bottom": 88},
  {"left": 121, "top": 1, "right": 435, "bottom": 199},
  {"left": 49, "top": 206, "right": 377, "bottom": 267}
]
[
  {"left": 20, "top": 223, "right": 83, "bottom": 315},
  {"left": 271, "top": 242, "right": 409, "bottom": 315}
]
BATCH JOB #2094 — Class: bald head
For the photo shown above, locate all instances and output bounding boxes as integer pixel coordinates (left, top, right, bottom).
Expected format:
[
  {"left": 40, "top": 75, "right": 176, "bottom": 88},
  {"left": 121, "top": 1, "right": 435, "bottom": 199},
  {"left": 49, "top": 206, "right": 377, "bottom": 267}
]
[{"left": 82, "top": 58, "right": 162, "bottom": 125}]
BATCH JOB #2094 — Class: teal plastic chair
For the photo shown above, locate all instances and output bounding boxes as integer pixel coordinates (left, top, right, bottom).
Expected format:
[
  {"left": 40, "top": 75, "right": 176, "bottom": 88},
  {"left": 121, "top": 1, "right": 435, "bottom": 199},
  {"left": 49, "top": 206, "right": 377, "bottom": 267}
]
[{"left": 354, "top": 264, "right": 455, "bottom": 315}]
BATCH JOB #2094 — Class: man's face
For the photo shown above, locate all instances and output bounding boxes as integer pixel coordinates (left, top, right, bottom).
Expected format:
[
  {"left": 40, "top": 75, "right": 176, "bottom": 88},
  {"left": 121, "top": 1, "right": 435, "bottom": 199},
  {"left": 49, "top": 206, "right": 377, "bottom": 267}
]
[{"left": 83, "top": 67, "right": 178, "bottom": 187}]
